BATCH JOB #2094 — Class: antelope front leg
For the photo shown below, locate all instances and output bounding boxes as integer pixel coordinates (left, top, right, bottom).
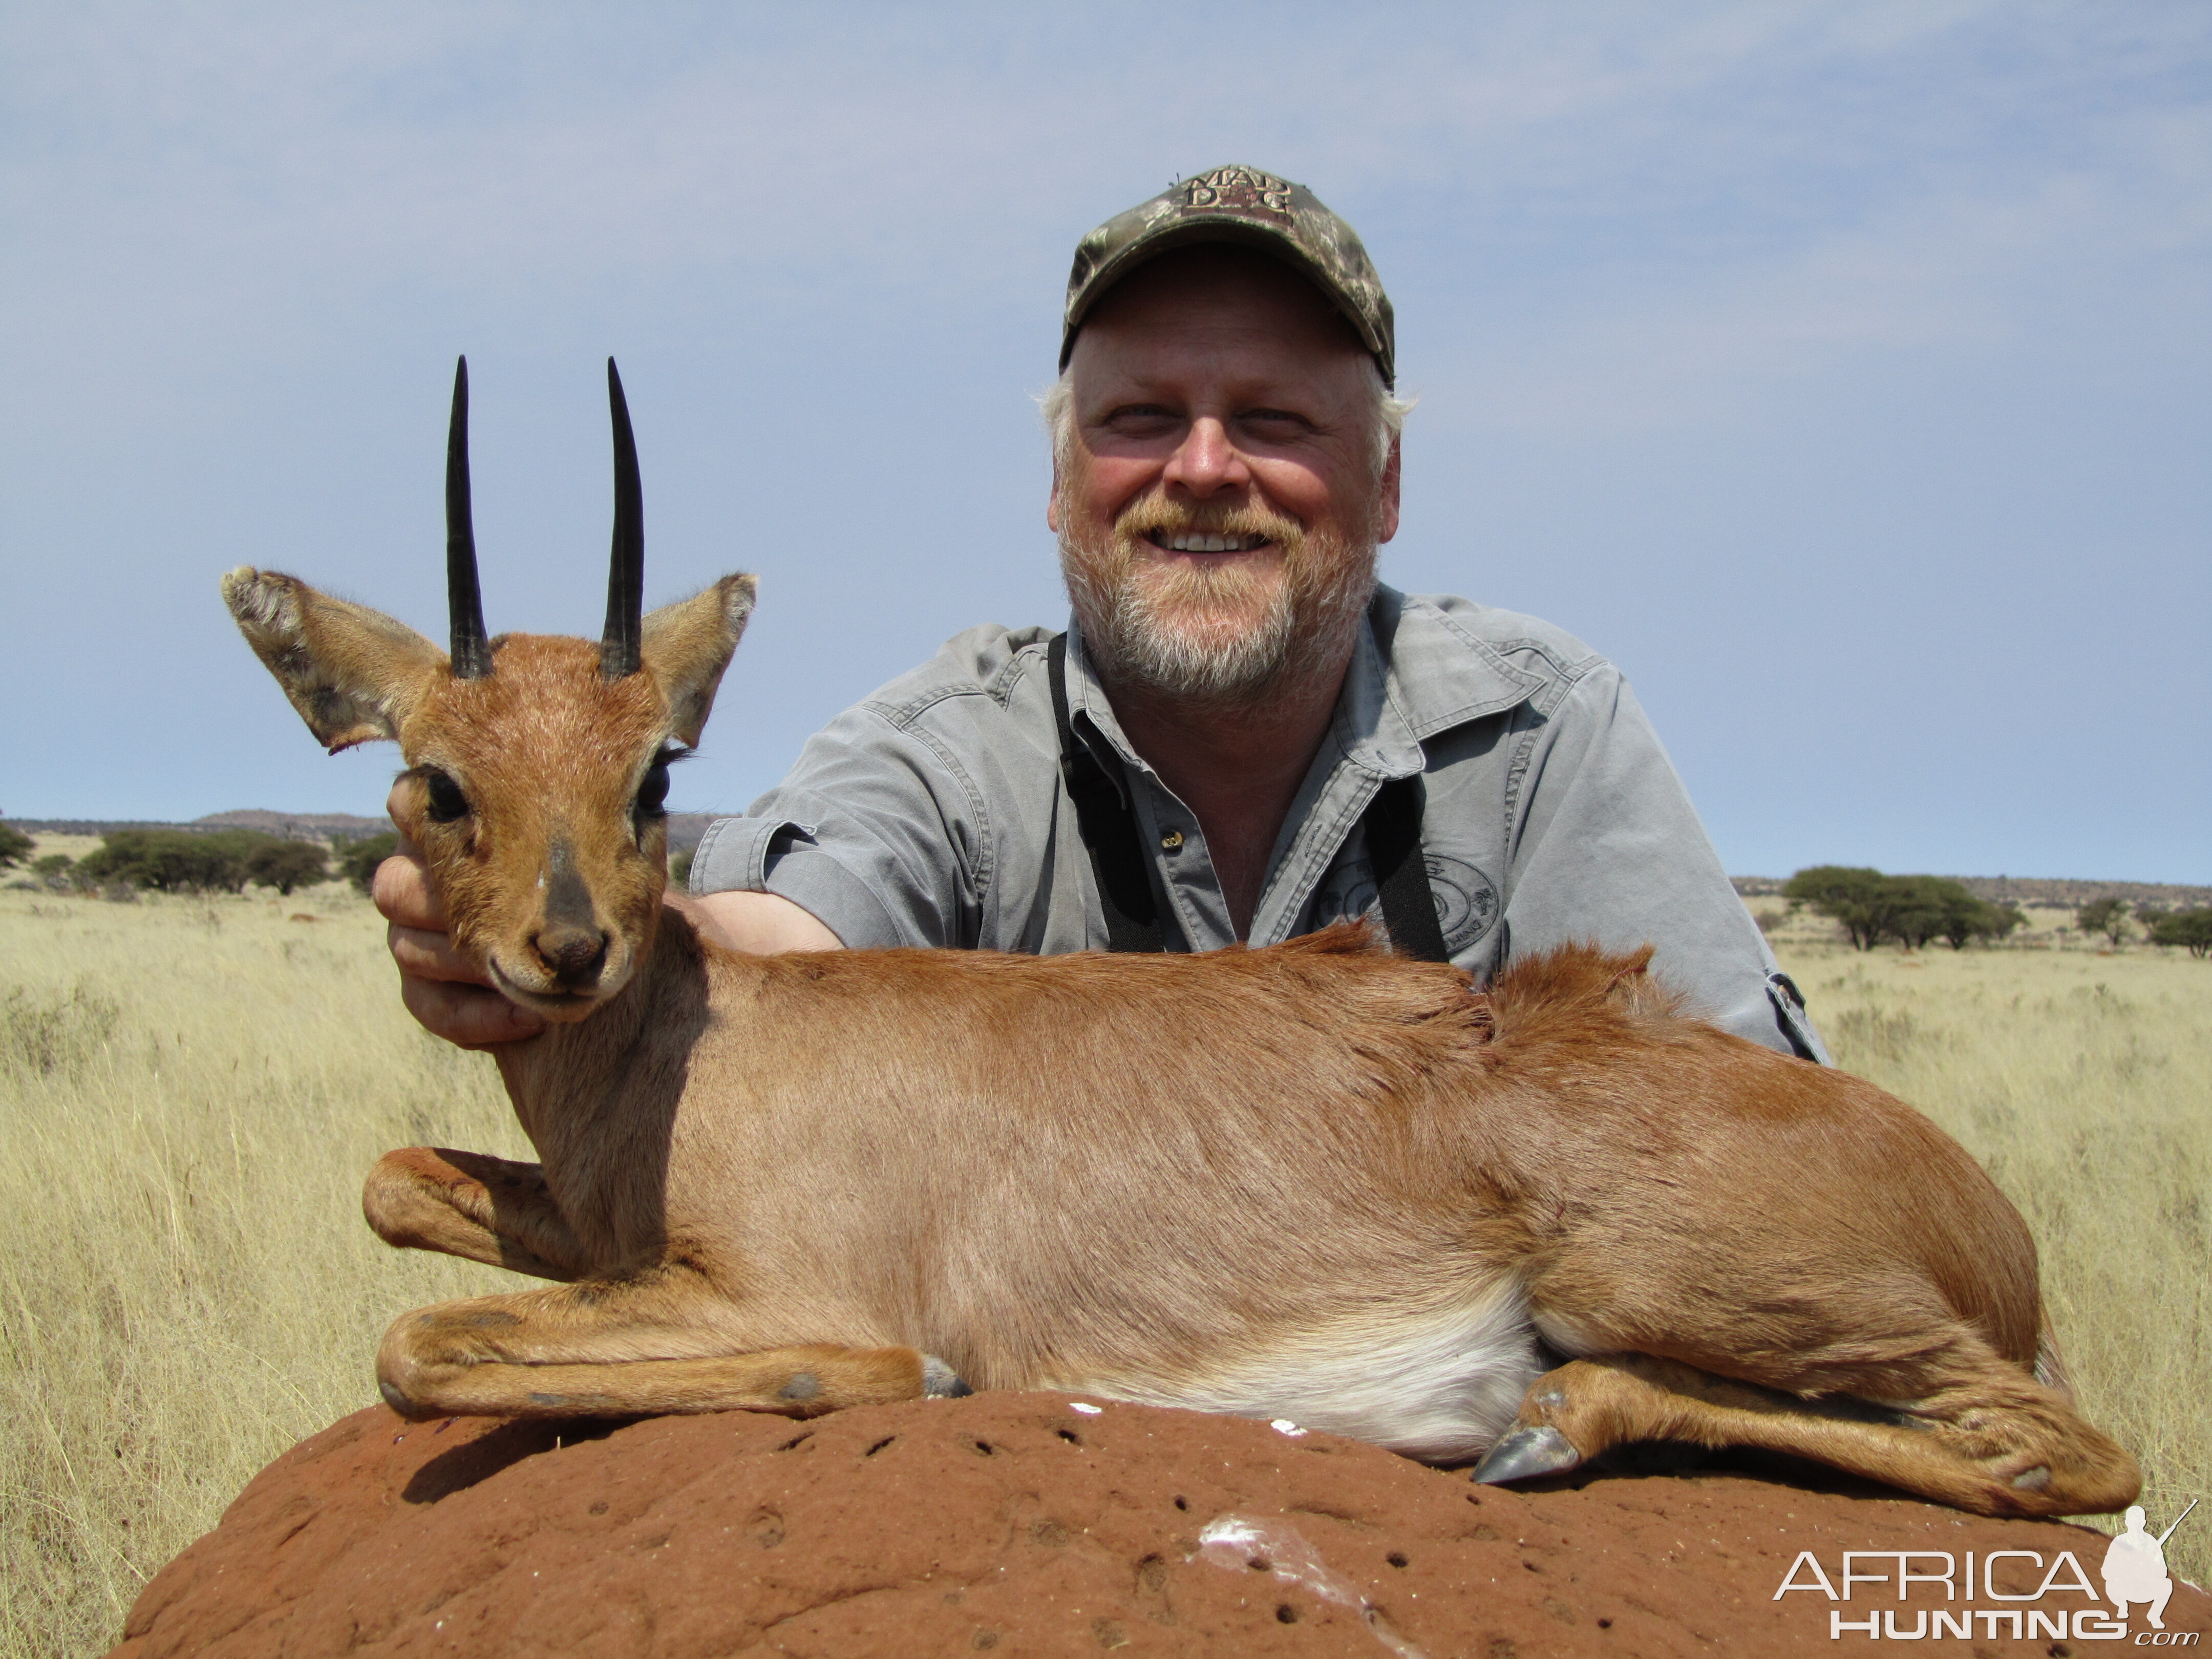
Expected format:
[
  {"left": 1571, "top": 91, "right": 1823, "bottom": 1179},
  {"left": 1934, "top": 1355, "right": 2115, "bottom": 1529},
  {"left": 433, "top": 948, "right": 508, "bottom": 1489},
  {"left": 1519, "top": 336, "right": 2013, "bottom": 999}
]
[
  {"left": 363, "top": 1147, "right": 588, "bottom": 1281},
  {"left": 374, "top": 1255, "right": 941, "bottom": 1422}
]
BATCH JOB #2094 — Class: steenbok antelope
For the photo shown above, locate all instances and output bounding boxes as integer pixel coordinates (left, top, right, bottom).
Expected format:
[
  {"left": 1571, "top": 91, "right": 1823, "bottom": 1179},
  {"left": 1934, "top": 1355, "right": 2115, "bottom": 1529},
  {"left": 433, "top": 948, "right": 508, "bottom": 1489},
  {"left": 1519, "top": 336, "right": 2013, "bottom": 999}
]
[{"left": 223, "top": 358, "right": 2138, "bottom": 1519}]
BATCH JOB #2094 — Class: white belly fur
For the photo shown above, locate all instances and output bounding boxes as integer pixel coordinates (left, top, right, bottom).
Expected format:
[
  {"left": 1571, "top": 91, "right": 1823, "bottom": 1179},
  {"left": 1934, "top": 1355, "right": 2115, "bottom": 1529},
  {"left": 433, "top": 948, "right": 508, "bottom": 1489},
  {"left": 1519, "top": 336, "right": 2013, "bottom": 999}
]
[{"left": 1067, "top": 1276, "right": 1542, "bottom": 1464}]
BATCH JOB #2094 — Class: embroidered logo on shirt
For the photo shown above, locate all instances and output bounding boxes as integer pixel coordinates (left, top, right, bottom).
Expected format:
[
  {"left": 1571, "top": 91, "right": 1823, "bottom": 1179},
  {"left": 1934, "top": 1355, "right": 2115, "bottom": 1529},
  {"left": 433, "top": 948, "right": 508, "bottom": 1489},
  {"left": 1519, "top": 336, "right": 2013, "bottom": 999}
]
[{"left": 1320, "top": 853, "right": 1499, "bottom": 955}]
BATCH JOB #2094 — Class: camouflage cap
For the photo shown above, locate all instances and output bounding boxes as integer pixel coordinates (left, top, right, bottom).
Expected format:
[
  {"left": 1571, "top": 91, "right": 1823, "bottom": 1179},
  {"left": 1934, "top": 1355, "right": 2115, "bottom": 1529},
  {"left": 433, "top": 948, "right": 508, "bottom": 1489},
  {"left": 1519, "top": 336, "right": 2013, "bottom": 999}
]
[{"left": 1061, "top": 165, "right": 1396, "bottom": 389}]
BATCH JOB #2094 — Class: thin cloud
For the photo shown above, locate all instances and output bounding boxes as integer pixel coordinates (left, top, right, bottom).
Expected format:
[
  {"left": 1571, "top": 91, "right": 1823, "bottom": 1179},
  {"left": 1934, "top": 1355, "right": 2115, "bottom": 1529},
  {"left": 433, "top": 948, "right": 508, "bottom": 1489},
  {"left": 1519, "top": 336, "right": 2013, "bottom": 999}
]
[{"left": 0, "top": 1, "right": 2203, "bottom": 877}]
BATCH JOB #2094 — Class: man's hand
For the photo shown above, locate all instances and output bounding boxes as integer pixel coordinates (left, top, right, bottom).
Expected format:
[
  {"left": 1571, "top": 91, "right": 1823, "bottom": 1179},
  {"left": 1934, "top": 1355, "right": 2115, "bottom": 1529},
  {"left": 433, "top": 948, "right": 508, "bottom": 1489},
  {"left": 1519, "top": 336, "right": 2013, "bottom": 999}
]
[{"left": 376, "top": 838, "right": 546, "bottom": 1048}]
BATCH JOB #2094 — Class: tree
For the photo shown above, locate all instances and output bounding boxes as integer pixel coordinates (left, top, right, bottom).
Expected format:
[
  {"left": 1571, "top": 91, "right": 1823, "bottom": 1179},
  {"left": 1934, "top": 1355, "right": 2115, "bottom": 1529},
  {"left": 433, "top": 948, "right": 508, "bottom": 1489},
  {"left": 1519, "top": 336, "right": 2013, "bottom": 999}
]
[
  {"left": 1785, "top": 866, "right": 2022, "bottom": 952},
  {"left": 0, "top": 824, "right": 33, "bottom": 870},
  {"left": 1938, "top": 888, "right": 2023, "bottom": 949},
  {"left": 2150, "top": 908, "right": 2212, "bottom": 959},
  {"left": 78, "top": 828, "right": 273, "bottom": 894},
  {"left": 1783, "top": 866, "right": 1894, "bottom": 950},
  {"left": 1889, "top": 876, "right": 1970, "bottom": 950},
  {"left": 2076, "top": 897, "right": 2132, "bottom": 948},
  {"left": 337, "top": 831, "right": 399, "bottom": 896},
  {"left": 1975, "top": 901, "right": 2024, "bottom": 945},
  {"left": 245, "top": 839, "right": 330, "bottom": 896}
]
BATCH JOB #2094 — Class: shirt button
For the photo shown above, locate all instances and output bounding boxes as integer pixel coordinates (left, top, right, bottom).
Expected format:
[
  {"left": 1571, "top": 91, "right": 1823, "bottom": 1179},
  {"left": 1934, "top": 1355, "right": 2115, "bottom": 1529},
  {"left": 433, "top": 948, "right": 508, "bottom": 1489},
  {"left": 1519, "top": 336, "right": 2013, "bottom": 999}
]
[{"left": 1160, "top": 828, "right": 1184, "bottom": 851}]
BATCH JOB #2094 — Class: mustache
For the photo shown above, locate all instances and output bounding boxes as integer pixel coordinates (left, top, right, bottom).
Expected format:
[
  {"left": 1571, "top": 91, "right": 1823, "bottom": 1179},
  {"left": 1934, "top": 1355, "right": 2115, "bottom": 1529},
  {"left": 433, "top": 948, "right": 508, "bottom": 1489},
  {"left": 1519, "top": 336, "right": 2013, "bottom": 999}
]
[{"left": 1112, "top": 499, "right": 1305, "bottom": 547}]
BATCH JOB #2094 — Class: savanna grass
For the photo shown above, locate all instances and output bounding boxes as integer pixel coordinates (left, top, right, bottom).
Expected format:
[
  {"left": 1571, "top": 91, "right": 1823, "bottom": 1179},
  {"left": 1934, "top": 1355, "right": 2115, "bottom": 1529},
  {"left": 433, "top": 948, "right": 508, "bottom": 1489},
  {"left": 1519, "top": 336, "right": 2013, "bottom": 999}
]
[
  {"left": 1, "top": 887, "right": 2204, "bottom": 1656},
  {"left": 1776, "top": 939, "right": 2211, "bottom": 1583},
  {"left": 0, "top": 886, "right": 524, "bottom": 1657}
]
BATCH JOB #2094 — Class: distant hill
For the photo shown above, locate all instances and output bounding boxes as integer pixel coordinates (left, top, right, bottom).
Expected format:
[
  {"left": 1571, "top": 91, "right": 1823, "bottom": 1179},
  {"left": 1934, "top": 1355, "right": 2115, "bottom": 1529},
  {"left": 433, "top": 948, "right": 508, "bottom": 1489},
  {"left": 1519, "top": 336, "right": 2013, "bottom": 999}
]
[
  {"left": 1733, "top": 874, "right": 2212, "bottom": 909},
  {"left": 5, "top": 810, "right": 724, "bottom": 853},
  {"left": 194, "top": 810, "right": 389, "bottom": 840},
  {"left": 6, "top": 818, "right": 195, "bottom": 838}
]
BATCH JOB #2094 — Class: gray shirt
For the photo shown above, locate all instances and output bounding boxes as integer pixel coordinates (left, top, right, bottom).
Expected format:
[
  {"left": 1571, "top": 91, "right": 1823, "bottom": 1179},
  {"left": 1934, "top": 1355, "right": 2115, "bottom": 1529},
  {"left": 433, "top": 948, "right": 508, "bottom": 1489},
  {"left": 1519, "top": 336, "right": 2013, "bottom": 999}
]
[{"left": 692, "top": 585, "right": 1826, "bottom": 1059}]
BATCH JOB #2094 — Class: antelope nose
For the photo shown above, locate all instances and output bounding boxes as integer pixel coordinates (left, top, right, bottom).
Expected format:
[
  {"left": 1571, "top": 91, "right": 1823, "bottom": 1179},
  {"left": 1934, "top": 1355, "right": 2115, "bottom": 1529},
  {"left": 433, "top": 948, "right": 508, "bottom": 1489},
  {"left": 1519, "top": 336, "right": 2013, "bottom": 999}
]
[{"left": 533, "top": 924, "right": 609, "bottom": 985}]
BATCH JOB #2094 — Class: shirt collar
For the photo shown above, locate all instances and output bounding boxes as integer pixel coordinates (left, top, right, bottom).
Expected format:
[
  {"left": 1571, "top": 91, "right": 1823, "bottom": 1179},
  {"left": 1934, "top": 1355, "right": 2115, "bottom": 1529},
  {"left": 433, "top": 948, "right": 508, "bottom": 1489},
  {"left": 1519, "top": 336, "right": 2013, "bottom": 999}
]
[{"left": 1337, "top": 583, "right": 1547, "bottom": 779}]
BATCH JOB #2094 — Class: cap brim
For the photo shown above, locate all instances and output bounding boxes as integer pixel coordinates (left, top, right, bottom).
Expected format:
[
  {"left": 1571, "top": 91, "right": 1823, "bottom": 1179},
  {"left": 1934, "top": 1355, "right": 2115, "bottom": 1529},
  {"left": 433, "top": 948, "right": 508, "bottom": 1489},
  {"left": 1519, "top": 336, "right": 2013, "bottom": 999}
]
[{"left": 1059, "top": 218, "right": 1388, "bottom": 371}]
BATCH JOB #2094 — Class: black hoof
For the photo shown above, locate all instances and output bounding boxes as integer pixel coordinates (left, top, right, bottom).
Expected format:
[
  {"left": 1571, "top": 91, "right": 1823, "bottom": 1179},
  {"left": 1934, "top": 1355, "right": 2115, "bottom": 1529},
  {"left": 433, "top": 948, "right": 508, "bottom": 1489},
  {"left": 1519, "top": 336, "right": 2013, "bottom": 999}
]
[
  {"left": 1472, "top": 1424, "right": 1585, "bottom": 1485},
  {"left": 922, "top": 1356, "right": 972, "bottom": 1398}
]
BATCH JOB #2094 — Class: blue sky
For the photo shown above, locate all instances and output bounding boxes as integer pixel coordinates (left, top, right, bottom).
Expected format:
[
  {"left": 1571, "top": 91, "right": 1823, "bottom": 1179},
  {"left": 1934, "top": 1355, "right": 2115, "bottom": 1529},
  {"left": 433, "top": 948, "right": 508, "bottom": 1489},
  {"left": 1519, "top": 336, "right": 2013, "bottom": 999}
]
[{"left": 3, "top": 2, "right": 2206, "bottom": 880}]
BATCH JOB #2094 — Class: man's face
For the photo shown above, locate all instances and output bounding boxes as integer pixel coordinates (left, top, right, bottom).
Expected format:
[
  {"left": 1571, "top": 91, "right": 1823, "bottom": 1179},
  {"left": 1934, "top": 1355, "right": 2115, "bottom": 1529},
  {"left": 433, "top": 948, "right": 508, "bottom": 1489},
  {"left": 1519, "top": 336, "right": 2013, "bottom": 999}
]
[{"left": 1051, "top": 247, "right": 1400, "bottom": 708}]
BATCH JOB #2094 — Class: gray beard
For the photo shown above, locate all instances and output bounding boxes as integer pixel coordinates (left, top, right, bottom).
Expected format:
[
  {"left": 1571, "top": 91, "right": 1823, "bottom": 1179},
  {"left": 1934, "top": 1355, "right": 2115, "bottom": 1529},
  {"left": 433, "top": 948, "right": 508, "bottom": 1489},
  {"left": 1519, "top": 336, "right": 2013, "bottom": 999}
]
[{"left": 1060, "top": 529, "right": 1377, "bottom": 711}]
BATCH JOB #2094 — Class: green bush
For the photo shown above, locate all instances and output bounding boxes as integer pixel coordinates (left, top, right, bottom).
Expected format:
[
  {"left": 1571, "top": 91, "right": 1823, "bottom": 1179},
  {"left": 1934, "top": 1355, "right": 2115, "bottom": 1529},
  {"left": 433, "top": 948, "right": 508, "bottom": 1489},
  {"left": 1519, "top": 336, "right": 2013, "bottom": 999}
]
[
  {"left": 2149, "top": 908, "right": 2212, "bottom": 959},
  {"left": 1886, "top": 875, "right": 1965, "bottom": 950},
  {"left": 336, "top": 831, "right": 399, "bottom": 896},
  {"left": 0, "top": 824, "right": 33, "bottom": 870},
  {"left": 77, "top": 830, "right": 274, "bottom": 894},
  {"left": 2076, "top": 896, "right": 2133, "bottom": 947},
  {"left": 1939, "top": 890, "right": 2023, "bottom": 950},
  {"left": 1782, "top": 866, "right": 1892, "bottom": 950},
  {"left": 29, "top": 853, "right": 92, "bottom": 895},
  {"left": 1786, "top": 866, "right": 2019, "bottom": 951},
  {"left": 244, "top": 840, "right": 330, "bottom": 897}
]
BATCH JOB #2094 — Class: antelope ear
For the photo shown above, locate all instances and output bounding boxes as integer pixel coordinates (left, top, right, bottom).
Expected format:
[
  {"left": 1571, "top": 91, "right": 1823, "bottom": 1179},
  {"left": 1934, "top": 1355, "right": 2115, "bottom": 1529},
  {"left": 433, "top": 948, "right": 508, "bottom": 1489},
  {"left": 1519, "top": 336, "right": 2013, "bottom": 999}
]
[
  {"left": 222, "top": 567, "right": 446, "bottom": 753},
  {"left": 641, "top": 573, "right": 755, "bottom": 746}
]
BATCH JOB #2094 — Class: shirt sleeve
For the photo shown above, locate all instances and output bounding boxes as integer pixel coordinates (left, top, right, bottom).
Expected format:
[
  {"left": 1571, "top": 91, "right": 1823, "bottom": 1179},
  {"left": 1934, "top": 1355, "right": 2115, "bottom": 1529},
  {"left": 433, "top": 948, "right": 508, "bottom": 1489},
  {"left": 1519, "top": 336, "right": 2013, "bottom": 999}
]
[
  {"left": 1501, "top": 664, "right": 1828, "bottom": 1060},
  {"left": 687, "top": 700, "right": 987, "bottom": 949}
]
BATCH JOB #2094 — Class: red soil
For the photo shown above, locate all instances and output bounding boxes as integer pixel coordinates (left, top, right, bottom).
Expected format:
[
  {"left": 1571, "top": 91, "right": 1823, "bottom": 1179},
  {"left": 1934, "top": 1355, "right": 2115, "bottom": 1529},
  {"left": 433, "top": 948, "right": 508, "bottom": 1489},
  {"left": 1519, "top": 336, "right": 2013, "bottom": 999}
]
[{"left": 111, "top": 1394, "right": 2207, "bottom": 1657}]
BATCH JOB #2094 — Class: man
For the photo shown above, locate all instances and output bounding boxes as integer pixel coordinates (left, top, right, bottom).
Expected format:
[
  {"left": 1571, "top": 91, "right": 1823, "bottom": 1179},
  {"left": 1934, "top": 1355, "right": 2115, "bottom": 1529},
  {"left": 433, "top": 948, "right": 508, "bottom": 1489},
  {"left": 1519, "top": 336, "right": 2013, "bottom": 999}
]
[
  {"left": 382, "top": 164, "right": 1825, "bottom": 1063},
  {"left": 2102, "top": 1505, "right": 2179, "bottom": 1631}
]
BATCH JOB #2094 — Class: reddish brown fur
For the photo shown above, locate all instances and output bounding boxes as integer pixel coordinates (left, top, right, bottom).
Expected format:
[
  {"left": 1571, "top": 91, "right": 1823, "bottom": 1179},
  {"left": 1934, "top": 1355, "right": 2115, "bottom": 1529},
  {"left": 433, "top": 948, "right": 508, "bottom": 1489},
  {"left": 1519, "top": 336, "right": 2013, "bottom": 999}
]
[
  {"left": 223, "top": 565, "right": 2142, "bottom": 1520},
  {"left": 1471, "top": 945, "right": 2045, "bottom": 1380},
  {"left": 397, "top": 636, "right": 673, "bottom": 1012}
]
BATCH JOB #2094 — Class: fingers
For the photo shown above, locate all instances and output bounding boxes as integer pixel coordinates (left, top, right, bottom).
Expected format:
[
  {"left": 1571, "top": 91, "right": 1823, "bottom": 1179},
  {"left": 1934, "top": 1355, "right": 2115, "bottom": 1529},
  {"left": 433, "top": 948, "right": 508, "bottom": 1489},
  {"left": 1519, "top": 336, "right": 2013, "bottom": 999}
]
[
  {"left": 371, "top": 837, "right": 442, "bottom": 931},
  {"left": 373, "top": 827, "right": 543, "bottom": 1047},
  {"left": 376, "top": 833, "right": 491, "bottom": 986},
  {"left": 387, "top": 922, "right": 484, "bottom": 985},
  {"left": 399, "top": 972, "right": 544, "bottom": 1050},
  {"left": 379, "top": 842, "right": 491, "bottom": 990}
]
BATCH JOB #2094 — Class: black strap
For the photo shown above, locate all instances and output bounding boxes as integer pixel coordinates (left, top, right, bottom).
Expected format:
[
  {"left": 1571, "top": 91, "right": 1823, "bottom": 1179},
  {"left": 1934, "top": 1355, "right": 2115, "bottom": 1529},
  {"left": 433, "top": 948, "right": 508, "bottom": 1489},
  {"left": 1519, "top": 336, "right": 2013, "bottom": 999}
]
[
  {"left": 1046, "top": 634, "right": 1449, "bottom": 962},
  {"left": 1048, "top": 633, "right": 1166, "bottom": 951},
  {"left": 1364, "top": 773, "right": 1450, "bottom": 963}
]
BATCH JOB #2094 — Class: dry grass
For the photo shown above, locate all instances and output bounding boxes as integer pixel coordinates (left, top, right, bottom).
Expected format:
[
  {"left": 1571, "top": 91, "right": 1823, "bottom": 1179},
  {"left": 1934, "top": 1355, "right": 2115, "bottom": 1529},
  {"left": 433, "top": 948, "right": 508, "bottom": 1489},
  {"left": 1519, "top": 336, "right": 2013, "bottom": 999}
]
[
  {"left": 1775, "top": 938, "right": 2211, "bottom": 1584},
  {"left": 1, "top": 888, "right": 2204, "bottom": 1655},
  {"left": 0, "top": 886, "right": 524, "bottom": 1657}
]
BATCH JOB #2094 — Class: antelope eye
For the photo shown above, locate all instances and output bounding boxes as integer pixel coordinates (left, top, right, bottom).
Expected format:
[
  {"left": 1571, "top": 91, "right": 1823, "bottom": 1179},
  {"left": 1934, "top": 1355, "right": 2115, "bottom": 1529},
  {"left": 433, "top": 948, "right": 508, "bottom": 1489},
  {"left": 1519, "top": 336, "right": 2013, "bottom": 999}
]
[
  {"left": 423, "top": 770, "right": 470, "bottom": 823},
  {"left": 635, "top": 759, "right": 671, "bottom": 818}
]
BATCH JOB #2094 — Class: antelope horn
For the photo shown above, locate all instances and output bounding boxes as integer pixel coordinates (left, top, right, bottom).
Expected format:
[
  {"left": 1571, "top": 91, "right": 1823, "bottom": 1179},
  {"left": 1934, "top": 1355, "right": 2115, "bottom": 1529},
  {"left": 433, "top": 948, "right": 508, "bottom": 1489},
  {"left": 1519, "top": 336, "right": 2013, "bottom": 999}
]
[
  {"left": 601, "top": 357, "right": 644, "bottom": 679},
  {"left": 445, "top": 356, "right": 493, "bottom": 680}
]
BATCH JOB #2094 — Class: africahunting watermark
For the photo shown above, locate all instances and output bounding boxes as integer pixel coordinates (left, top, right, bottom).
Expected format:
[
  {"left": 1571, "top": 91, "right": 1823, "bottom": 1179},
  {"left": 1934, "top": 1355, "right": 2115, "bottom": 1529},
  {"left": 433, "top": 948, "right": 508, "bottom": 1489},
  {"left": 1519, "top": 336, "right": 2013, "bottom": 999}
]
[{"left": 1774, "top": 1499, "right": 2200, "bottom": 1643}]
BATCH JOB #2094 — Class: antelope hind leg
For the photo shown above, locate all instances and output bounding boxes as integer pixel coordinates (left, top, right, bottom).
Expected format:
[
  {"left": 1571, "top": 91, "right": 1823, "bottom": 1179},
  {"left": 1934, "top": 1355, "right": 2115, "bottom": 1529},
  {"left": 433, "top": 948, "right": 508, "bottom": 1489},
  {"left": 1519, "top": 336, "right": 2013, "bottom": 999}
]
[
  {"left": 363, "top": 1147, "right": 586, "bottom": 1281},
  {"left": 375, "top": 1260, "right": 943, "bottom": 1421},
  {"left": 1473, "top": 1353, "right": 2140, "bottom": 1518}
]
